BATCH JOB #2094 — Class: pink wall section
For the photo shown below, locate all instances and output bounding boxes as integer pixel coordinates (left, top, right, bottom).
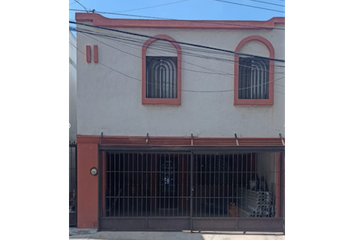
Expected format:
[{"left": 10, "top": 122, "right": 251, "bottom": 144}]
[{"left": 77, "top": 136, "right": 99, "bottom": 228}]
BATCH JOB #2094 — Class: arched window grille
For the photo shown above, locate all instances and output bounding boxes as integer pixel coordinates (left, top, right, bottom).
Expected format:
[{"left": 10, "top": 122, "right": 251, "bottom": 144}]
[
  {"left": 238, "top": 58, "right": 269, "bottom": 99},
  {"left": 146, "top": 57, "right": 177, "bottom": 99}
]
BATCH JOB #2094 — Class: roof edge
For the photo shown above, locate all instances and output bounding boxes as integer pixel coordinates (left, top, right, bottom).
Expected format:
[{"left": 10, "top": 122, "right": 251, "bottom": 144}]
[{"left": 75, "top": 13, "right": 284, "bottom": 30}]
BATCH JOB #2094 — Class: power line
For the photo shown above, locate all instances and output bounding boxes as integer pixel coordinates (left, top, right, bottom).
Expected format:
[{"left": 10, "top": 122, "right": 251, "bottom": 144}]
[
  {"left": 69, "top": 0, "right": 81, "bottom": 5},
  {"left": 71, "top": 26, "right": 285, "bottom": 72},
  {"left": 74, "top": 0, "right": 89, "bottom": 13},
  {"left": 69, "top": 23, "right": 285, "bottom": 70},
  {"left": 76, "top": 29, "right": 285, "bottom": 78},
  {"left": 69, "top": 9, "right": 285, "bottom": 31},
  {"left": 243, "top": 0, "right": 285, "bottom": 8},
  {"left": 70, "top": 20, "right": 285, "bottom": 63},
  {"left": 70, "top": 41, "right": 284, "bottom": 93},
  {"left": 115, "top": 0, "right": 193, "bottom": 13},
  {"left": 211, "top": 0, "right": 285, "bottom": 13}
]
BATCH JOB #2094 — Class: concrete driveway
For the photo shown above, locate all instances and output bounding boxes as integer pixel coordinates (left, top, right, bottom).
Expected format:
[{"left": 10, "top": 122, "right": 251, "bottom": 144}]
[{"left": 69, "top": 228, "right": 285, "bottom": 240}]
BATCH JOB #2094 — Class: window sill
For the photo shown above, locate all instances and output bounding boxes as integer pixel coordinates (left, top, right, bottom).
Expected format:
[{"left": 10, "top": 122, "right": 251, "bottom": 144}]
[
  {"left": 234, "top": 98, "right": 273, "bottom": 106},
  {"left": 142, "top": 98, "right": 181, "bottom": 105}
]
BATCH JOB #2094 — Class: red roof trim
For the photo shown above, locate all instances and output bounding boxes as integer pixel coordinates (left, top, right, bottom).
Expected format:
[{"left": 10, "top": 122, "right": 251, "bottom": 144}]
[
  {"left": 77, "top": 135, "right": 284, "bottom": 146},
  {"left": 75, "top": 13, "right": 284, "bottom": 30}
]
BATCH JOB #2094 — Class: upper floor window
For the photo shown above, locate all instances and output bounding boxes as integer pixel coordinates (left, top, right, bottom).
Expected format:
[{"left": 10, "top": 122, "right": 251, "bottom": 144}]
[
  {"left": 234, "top": 36, "right": 275, "bottom": 106},
  {"left": 142, "top": 35, "right": 182, "bottom": 105},
  {"left": 238, "top": 57, "right": 269, "bottom": 100},
  {"left": 146, "top": 56, "right": 177, "bottom": 99}
]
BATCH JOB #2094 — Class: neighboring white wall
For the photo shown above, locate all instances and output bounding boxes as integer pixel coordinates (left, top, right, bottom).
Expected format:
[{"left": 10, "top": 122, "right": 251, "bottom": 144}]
[
  {"left": 69, "top": 30, "right": 77, "bottom": 142},
  {"left": 76, "top": 23, "right": 285, "bottom": 138}
]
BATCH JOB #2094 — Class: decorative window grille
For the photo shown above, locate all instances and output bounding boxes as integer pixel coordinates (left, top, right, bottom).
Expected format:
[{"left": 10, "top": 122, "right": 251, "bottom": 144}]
[
  {"left": 238, "top": 57, "right": 269, "bottom": 99},
  {"left": 146, "top": 57, "right": 177, "bottom": 99}
]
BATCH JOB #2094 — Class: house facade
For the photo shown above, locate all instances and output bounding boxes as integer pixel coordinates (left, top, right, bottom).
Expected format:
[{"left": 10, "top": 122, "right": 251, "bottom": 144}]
[{"left": 74, "top": 13, "right": 285, "bottom": 232}]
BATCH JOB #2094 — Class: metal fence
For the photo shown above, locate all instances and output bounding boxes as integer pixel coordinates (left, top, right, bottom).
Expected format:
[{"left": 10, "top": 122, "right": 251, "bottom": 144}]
[
  {"left": 192, "top": 153, "right": 275, "bottom": 218},
  {"left": 69, "top": 142, "right": 77, "bottom": 227},
  {"left": 104, "top": 153, "right": 191, "bottom": 217},
  {"left": 99, "top": 149, "right": 284, "bottom": 231}
]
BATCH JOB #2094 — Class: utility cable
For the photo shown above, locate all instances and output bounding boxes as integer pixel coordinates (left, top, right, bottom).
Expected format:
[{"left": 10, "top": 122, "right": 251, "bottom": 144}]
[
  {"left": 115, "top": 0, "right": 193, "bottom": 13},
  {"left": 76, "top": 28, "right": 285, "bottom": 76},
  {"left": 74, "top": 0, "right": 89, "bottom": 13},
  {"left": 70, "top": 20, "right": 285, "bottom": 63},
  {"left": 69, "top": 9, "right": 285, "bottom": 31},
  {"left": 69, "top": 27, "right": 285, "bottom": 76},
  {"left": 70, "top": 41, "right": 284, "bottom": 93},
  {"left": 211, "top": 0, "right": 285, "bottom": 13},
  {"left": 71, "top": 27, "right": 285, "bottom": 71},
  {"left": 243, "top": 0, "right": 285, "bottom": 8}
]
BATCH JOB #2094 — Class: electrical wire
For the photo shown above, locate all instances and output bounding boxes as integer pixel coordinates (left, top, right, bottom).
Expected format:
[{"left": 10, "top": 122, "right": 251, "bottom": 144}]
[
  {"left": 75, "top": 28, "right": 285, "bottom": 77},
  {"left": 69, "top": 9, "right": 285, "bottom": 31},
  {"left": 71, "top": 26, "right": 285, "bottom": 72},
  {"left": 243, "top": 0, "right": 284, "bottom": 8},
  {"left": 69, "top": 40, "right": 285, "bottom": 93},
  {"left": 211, "top": 0, "right": 285, "bottom": 13},
  {"left": 70, "top": 25, "right": 286, "bottom": 79},
  {"left": 74, "top": 0, "right": 89, "bottom": 13},
  {"left": 70, "top": 21, "right": 285, "bottom": 63},
  {"left": 115, "top": 0, "right": 193, "bottom": 13}
]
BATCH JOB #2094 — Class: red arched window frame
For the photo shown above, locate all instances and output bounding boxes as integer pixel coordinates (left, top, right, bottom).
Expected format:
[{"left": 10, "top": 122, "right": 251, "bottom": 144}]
[
  {"left": 142, "top": 35, "right": 182, "bottom": 105},
  {"left": 234, "top": 36, "right": 275, "bottom": 106}
]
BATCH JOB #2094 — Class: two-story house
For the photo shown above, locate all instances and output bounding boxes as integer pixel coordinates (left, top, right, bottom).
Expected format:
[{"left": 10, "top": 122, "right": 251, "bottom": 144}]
[{"left": 73, "top": 13, "right": 285, "bottom": 232}]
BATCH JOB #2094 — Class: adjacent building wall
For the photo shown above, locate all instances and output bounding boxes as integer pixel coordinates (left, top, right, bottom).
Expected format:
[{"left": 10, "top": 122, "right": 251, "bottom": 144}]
[{"left": 69, "top": 30, "right": 77, "bottom": 142}]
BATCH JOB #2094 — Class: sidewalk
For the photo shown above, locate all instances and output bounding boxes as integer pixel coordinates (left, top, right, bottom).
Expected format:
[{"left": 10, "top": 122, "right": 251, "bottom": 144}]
[{"left": 69, "top": 228, "right": 285, "bottom": 240}]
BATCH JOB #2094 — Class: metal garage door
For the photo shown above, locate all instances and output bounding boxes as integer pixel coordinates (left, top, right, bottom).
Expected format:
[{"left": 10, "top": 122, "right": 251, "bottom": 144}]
[{"left": 98, "top": 146, "right": 284, "bottom": 232}]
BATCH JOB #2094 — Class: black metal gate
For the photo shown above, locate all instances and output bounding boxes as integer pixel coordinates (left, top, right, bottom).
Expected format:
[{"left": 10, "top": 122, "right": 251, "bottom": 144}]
[
  {"left": 98, "top": 146, "right": 284, "bottom": 232},
  {"left": 69, "top": 142, "right": 77, "bottom": 227}
]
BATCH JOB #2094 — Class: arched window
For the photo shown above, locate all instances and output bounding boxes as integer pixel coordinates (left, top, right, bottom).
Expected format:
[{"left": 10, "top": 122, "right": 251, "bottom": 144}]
[
  {"left": 146, "top": 57, "right": 177, "bottom": 99},
  {"left": 238, "top": 58, "right": 269, "bottom": 100},
  {"left": 142, "top": 35, "right": 182, "bottom": 105},
  {"left": 234, "top": 36, "right": 275, "bottom": 105}
]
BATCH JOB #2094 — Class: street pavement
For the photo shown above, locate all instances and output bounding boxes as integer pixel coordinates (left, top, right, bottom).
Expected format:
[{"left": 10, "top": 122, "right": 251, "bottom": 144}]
[{"left": 69, "top": 228, "right": 285, "bottom": 240}]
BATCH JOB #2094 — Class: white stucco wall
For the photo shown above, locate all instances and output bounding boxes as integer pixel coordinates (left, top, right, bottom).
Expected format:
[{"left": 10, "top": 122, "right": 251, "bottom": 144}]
[
  {"left": 76, "top": 22, "right": 285, "bottom": 138},
  {"left": 69, "top": 30, "right": 77, "bottom": 142}
]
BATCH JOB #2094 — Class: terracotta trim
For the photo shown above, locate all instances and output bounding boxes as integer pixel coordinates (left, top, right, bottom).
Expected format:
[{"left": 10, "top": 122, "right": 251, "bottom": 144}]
[
  {"left": 142, "top": 35, "right": 182, "bottom": 105},
  {"left": 93, "top": 45, "right": 98, "bottom": 63},
  {"left": 75, "top": 13, "right": 284, "bottom": 29},
  {"left": 77, "top": 135, "right": 100, "bottom": 144},
  {"left": 86, "top": 45, "right": 91, "bottom": 63},
  {"left": 234, "top": 35, "right": 275, "bottom": 106},
  {"left": 101, "top": 151, "right": 106, "bottom": 217},
  {"left": 77, "top": 135, "right": 285, "bottom": 146},
  {"left": 77, "top": 135, "right": 284, "bottom": 146},
  {"left": 275, "top": 152, "right": 281, "bottom": 217}
]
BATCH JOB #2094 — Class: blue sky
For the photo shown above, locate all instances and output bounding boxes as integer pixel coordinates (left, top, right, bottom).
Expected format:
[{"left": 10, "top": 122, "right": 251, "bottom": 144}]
[{"left": 69, "top": 0, "right": 285, "bottom": 22}]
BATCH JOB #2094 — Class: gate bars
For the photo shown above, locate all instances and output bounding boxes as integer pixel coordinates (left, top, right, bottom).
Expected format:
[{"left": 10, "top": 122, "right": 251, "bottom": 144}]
[
  {"left": 69, "top": 142, "right": 77, "bottom": 227},
  {"left": 103, "top": 153, "right": 191, "bottom": 217},
  {"left": 98, "top": 146, "right": 284, "bottom": 232}
]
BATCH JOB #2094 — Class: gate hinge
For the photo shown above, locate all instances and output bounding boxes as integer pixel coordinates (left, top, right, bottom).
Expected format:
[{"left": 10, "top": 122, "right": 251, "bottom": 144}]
[
  {"left": 279, "top": 133, "right": 285, "bottom": 146},
  {"left": 99, "top": 132, "right": 103, "bottom": 146},
  {"left": 235, "top": 133, "right": 239, "bottom": 146}
]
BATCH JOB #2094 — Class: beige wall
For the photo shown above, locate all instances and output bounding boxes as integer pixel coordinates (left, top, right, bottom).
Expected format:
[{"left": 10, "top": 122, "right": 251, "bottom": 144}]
[{"left": 76, "top": 22, "right": 285, "bottom": 138}]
